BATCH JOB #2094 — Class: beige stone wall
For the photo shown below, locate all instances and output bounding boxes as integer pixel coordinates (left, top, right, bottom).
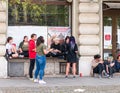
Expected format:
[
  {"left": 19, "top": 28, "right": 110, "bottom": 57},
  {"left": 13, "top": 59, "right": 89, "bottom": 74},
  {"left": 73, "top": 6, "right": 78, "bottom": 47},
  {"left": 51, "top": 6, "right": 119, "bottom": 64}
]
[
  {"left": 78, "top": 0, "right": 101, "bottom": 76},
  {"left": 0, "top": 0, "right": 8, "bottom": 78}
]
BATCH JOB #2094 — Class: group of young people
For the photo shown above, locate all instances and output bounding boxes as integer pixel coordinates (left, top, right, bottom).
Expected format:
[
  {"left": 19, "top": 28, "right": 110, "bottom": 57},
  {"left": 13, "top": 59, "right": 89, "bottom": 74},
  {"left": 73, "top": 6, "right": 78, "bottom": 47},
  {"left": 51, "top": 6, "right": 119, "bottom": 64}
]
[
  {"left": 6, "top": 36, "right": 29, "bottom": 59},
  {"left": 5, "top": 34, "right": 78, "bottom": 84},
  {"left": 91, "top": 54, "right": 120, "bottom": 78}
]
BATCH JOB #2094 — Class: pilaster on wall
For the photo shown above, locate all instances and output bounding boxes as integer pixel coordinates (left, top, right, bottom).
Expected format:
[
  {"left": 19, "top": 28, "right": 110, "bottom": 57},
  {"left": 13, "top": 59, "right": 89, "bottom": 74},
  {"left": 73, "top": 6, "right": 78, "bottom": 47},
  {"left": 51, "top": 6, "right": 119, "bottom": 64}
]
[
  {"left": 0, "top": 0, "right": 8, "bottom": 78},
  {"left": 79, "top": 0, "right": 101, "bottom": 76}
]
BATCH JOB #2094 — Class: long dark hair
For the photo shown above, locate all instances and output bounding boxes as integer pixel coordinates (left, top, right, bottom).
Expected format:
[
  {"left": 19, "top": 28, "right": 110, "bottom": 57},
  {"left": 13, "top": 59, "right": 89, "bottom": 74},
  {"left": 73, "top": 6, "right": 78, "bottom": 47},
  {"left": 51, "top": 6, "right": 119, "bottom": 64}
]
[
  {"left": 69, "top": 36, "right": 76, "bottom": 49},
  {"left": 65, "top": 36, "right": 70, "bottom": 44},
  {"left": 23, "top": 36, "right": 27, "bottom": 42},
  {"left": 36, "top": 36, "right": 44, "bottom": 47}
]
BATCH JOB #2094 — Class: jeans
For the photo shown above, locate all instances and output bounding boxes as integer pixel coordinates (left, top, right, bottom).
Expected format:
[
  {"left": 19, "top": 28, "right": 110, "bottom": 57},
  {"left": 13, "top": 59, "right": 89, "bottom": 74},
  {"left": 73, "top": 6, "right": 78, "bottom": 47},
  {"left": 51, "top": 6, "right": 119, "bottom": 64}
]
[
  {"left": 34, "top": 54, "right": 46, "bottom": 80},
  {"left": 29, "top": 59, "right": 35, "bottom": 78},
  {"left": 108, "top": 66, "right": 115, "bottom": 75},
  {"left": 93, "top": 63, "right": 104, "bottom": 75}
]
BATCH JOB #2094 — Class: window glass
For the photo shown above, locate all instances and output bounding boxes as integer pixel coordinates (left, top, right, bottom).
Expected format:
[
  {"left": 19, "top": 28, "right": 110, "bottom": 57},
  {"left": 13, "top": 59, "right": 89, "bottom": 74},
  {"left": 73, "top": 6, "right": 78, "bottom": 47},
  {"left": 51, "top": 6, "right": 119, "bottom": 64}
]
[{"left": 8, "top": 0, "right": 70, "bottom": 26}]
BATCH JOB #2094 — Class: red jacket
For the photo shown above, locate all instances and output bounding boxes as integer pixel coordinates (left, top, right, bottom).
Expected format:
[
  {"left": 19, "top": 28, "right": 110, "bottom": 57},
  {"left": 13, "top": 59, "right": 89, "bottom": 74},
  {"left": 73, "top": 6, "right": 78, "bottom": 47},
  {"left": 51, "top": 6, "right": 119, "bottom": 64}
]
[{"left": 29, "top": 39, "right": 36, "bottom": 59}]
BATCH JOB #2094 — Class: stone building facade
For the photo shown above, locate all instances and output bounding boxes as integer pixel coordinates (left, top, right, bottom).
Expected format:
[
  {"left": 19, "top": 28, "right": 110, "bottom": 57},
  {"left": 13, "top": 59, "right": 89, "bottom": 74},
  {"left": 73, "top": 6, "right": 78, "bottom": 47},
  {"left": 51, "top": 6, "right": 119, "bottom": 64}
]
[
  {"left": 0, "top": 0, "right": 111, "bottom": 78},
  {"left": 0, "top": 0, "right": 8, "bottom": 78}
]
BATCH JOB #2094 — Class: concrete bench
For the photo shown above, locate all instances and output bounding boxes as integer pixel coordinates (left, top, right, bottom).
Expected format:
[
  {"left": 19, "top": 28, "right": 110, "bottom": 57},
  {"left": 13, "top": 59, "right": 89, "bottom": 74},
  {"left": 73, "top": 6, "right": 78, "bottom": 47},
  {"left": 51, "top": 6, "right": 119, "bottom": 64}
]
[
  {"left": 8, "top": 58, "right": 29, "bottom": 77},
  {"left": 8, "top": 57, "right": 67, "bottom": 77}
]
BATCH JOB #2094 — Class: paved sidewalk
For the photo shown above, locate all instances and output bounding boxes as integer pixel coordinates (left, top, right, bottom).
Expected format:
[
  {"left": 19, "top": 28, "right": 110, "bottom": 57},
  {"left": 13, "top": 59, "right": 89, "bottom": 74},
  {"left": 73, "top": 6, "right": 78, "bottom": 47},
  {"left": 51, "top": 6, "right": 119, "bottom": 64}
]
[{"left": 0, "top": 76, "right": 120, "bottom": 93}]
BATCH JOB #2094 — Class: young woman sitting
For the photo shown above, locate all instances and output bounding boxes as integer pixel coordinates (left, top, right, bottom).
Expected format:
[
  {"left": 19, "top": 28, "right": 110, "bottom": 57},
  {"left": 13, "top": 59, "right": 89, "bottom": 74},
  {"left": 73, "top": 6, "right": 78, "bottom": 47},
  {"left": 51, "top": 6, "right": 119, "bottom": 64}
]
[{"left": 19, "top": 36, "right": 29, "bottom": 57}]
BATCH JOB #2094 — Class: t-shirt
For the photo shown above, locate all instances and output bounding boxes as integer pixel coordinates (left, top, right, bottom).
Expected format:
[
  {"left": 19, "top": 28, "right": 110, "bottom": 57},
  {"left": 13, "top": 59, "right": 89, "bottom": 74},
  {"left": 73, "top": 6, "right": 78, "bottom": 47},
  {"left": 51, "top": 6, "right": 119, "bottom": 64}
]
[
  {"left": 51, "top": 43, "right": 61, "bottom": 50},
  {"left": 6, "top": 43, "right": 12, "bottom": 54},
  {"left": 36, "top": 43, "right": 46, "bottom": 56},
  {"left": 19, "top": 41, "right": 29, "bottom": 51},
  {"left": 29, "top": 39, "right": 36, "bottom": 59}
]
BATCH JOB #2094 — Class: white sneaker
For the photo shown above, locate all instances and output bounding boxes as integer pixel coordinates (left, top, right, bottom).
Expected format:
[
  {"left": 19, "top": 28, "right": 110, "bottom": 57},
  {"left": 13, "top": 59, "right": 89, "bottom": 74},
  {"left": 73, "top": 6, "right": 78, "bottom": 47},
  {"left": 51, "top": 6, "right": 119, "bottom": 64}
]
[
  {"left": 34, "top": 79, "right": 39, "bottom": 83},
  {"left": 39, "top": 80, "right": 46, "bottom": 84},
  {"left": 29, "top": 78, "right": 34, "bottom": 81}
]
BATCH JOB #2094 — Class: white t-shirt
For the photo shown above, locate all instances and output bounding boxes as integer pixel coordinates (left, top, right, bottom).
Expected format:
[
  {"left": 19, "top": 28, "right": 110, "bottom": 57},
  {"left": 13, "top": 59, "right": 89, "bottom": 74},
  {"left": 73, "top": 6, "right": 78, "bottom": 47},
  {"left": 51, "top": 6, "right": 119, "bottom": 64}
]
[{"left": 6, "top": 43, "right": 12, "bottom": 54}]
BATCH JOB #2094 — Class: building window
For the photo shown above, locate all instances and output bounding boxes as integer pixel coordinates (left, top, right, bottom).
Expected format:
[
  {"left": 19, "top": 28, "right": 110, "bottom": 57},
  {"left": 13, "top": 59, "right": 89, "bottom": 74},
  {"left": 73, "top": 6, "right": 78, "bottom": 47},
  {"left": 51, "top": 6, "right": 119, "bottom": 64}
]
[{"left": 8, "top": 0, "right": 70, "bottom": 26}]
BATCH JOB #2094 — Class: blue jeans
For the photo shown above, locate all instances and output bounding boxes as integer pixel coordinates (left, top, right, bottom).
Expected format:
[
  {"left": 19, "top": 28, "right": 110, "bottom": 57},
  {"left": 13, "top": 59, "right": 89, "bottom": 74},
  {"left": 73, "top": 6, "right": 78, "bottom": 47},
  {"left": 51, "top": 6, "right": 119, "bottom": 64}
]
[{"left": 34, "top": 54, "right": 46, "bottom": 80}]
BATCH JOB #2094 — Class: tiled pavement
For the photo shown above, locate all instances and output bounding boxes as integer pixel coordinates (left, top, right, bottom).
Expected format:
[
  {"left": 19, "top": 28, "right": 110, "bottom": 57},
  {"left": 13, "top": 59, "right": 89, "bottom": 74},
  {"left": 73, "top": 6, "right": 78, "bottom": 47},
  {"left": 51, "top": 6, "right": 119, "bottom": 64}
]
[{"left": 0, "top": 76, "right": 120, "bottom": 93}]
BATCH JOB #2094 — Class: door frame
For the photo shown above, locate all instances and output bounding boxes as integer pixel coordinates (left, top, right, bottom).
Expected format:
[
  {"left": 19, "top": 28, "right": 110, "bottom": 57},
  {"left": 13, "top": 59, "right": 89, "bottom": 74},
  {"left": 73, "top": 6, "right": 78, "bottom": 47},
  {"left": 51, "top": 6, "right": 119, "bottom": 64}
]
[{"left": 103, "top": 1, "right": 120, "bottom": 59}]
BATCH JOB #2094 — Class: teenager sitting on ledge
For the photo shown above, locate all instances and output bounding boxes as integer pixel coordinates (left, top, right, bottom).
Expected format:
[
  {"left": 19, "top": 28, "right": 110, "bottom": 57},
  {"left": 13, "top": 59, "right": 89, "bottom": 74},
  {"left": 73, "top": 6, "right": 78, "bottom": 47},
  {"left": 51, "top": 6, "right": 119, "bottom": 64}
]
[
  {"left": 6, "top": 37, "right": 18, "bottom": 59},
  {"left": 50, "top": 37, "right": 62, "bottom": 58},
  {"left": 18, "top": 36, "right": 29, "bottom": 57}
]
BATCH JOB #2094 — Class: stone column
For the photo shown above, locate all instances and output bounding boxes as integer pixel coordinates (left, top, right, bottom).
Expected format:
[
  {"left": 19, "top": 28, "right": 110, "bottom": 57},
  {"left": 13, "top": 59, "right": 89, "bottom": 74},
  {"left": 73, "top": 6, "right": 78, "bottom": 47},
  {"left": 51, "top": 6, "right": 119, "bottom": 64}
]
[
  {"left": 72, "top": 0, "right": 79, "bottom": 41},
  {"left": 78, "top": 0, "right": 101, "bottom": 76},
  {"left": 0, "top": 0, "right": 8, "bottom": 78}
]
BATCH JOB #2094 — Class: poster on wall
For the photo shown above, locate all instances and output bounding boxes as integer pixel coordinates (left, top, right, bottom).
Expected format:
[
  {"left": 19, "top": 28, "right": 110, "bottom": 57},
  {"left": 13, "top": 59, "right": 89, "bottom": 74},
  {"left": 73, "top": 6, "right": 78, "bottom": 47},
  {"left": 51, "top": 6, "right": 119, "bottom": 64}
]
[
  {"left": 104, "top": 26, "right": 112, "bottom": 49},
  {"left": 8, "top": 26, "right": 48, "bottom": 49},
  {"left": 47, "top": 27, "right": 71, "bottom": 48}
]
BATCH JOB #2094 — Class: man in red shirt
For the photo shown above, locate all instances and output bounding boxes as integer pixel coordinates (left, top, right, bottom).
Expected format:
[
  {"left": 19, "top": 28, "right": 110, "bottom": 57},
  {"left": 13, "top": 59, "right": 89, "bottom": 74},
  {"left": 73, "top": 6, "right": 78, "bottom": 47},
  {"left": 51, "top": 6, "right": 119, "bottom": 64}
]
[{"left": 29, "top": 34, "right": 37, "bottom": 79}]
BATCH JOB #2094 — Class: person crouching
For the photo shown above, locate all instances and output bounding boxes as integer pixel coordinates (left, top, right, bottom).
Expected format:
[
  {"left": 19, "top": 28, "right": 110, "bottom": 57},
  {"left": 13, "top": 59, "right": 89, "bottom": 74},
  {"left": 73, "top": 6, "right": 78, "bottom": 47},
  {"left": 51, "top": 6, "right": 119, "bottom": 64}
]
[{"left": 91, "top": 54, "right": 109, "bottom": 78}]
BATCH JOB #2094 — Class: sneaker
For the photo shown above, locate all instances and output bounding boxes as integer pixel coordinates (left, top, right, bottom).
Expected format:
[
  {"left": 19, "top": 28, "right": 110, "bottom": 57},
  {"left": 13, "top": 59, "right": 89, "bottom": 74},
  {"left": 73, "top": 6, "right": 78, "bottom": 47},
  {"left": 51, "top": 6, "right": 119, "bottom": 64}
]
[
  {"left": 19, "top": 55, "right": 24, "bottom": 58},
  {"left": 108, "top": 75, "right": 113, "bottom": 79},
  {"left": 103, "top": 71, "right": 109, "bottom": 78},
  {"left": 98, "top": 75, "right": 102, "bottom": 78},
  {"left": 34, "top": 79, "right": 39, "bottom": 83},
  {"left": 39, "top": 80, "right": 46, "bottom": 84},
  {"left": 73, "top": 76, "right": 76, "bottom": 78},
  {"left": 65, "top": 76, "right": 68, "bottom": 78},
  {"left": 29, "top": 78, "right": 34, "bottom": 81}
]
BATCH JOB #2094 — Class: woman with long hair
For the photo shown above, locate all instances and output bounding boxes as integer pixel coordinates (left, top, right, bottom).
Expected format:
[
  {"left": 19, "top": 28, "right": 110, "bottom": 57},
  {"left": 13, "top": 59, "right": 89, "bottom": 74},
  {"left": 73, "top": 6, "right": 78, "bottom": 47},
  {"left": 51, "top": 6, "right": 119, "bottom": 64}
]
[
  {"left": 19, "top": 36, "right": 29, "bottom": 57},
  {"left": 34, "top": 36, "right": 53, "bottom": 84},
  {"left": 65, "top": 36, "right": 78, "bottom": 78},
  {"left": 62, "top": 36, "right": 70, "bottom": 60}
]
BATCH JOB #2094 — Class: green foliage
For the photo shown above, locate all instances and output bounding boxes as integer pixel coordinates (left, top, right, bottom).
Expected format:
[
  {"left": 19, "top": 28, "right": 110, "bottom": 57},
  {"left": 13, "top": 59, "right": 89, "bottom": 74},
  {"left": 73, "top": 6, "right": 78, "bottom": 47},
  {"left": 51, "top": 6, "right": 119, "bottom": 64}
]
[
  {"left": 9, "top": 0, "right": 46, "bottom": 23},
  {"left": 8, "top": 0, "right": 69, "bottom": 26}
]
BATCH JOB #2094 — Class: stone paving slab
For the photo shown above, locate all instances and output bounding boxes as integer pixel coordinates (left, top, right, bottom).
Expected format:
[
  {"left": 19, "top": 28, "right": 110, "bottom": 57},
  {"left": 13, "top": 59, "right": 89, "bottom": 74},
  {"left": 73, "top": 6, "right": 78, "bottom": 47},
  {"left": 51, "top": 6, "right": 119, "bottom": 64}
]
[{"left": 0, "top": 76, "right": 120, "bottom": 93}]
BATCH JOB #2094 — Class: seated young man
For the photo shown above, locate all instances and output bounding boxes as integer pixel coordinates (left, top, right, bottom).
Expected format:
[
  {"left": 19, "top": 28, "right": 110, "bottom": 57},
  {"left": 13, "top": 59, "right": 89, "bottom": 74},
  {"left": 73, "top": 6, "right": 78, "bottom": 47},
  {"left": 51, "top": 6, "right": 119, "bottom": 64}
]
[
  {"left": 6, "top": 37, "right": 18, "bottom": 59},
  {"left": 91, "top": 54, "right": 109, "bottom": 78},
  {"left": 50, "top": 38, "right": 62, "bottom": 57},
  {"left": 114, "top": 55, "right": 120, "bottom": 72},
  {"left": 104, "top": 57, "right": 115, "bottom": 78}
]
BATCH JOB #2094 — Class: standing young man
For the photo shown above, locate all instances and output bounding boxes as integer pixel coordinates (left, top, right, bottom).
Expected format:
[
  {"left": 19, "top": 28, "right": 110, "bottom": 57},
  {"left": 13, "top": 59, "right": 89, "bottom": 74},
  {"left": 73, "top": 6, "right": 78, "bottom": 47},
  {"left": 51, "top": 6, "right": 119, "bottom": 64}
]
[{"left": 29, "top": 34, "right": 37, "bottom": 80}]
